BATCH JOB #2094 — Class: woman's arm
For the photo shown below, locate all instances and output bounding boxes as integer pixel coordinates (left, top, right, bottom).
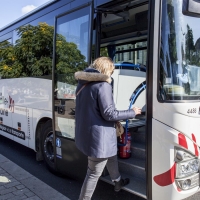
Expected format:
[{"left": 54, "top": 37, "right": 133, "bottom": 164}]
[{"left": 98, "top": 83, "right": 135, "bottom": 121}]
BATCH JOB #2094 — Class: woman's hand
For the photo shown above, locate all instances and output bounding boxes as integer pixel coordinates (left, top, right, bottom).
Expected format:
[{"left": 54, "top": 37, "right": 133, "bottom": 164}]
[{"left": 132, "top": 107, "right": 141, "bottom": 115}]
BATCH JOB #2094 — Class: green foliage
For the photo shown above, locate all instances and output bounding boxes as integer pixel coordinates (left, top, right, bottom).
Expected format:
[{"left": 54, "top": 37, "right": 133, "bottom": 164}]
[
  {"left": 0, "top": 40, "right": 22, "bottom": 78},
  {"left": 167, "top": 3, "right": 177, "bottom": 63},
  {"left": 100, "top": 47, "right": 108, "bottom": 57},
  {"left": 0, "top": 23, "right": 87, "bottom": 79},
  {"left": 185, "top": 25, "right": 200, "bottom": 66},
  {"left": 185, "top": 24, "right": 195, "bottom": 62},
  {"left": 194, "top": 38, "right": 200, "bottom": 67}
]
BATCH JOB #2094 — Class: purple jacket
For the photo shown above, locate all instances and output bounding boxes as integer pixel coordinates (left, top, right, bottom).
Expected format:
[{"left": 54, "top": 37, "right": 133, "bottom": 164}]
[{"left": 74, "top": 68, "right": 135, "bottom": 158}]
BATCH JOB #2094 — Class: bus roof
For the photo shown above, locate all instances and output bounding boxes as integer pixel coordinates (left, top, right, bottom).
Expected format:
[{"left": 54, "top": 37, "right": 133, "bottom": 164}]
[{"left": 0, "top": 0, "right": 58, "bottom": 32}]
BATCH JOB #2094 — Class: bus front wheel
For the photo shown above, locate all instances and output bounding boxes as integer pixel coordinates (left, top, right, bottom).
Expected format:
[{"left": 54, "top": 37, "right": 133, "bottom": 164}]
[{"left": 41, "top": 120, "right": 57, "bottom": 173}]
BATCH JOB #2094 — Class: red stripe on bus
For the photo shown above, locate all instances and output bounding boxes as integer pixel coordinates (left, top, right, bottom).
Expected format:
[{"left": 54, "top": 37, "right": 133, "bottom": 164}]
[
  {"left": 177, "top": 187, "right": 181, "bottom": 192},
  {"left": 153, "top": 163, "right": 176, "bottom": 186},
  {"left": 178, "top": 133, "right": 188, "bottom": 149},
  {"left": 192, "top": 134, "right": 199, "bottom": 157}
]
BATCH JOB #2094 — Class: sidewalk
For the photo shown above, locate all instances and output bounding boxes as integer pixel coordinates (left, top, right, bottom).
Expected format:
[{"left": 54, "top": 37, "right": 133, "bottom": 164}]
[{"left": 0, "top": 154, "right": 70, "bottom": 200}]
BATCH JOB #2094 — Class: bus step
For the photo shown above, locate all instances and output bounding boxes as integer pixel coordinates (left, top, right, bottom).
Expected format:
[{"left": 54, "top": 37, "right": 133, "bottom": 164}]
[
  {"left": 118, "top": 157, "right": 146, "bottom": 181},
  {"left": 131, "top": 142, "right": 146, "bottom": 160},
  {"left": 131, "top": 127, "right": 146, "bottom": 144},
  {"left": 100, "top": 173, "right": 147, "bottom": 199}
]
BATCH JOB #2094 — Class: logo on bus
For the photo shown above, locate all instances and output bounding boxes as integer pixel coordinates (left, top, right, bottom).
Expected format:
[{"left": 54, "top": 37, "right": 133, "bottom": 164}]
[{"left": 56, "top": 138, "right": 61, "bottom": 148}]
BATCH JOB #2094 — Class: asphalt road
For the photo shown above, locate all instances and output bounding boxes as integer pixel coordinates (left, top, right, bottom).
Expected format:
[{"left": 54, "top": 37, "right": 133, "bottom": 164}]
[{"left": 0, "top": 135, "right": 144, "bottom": 200}]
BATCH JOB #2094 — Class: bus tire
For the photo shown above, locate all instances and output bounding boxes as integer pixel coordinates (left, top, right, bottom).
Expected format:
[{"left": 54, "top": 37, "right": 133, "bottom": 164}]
[{"left": 41, "top": 120, "right": 57, "bottom": 174}]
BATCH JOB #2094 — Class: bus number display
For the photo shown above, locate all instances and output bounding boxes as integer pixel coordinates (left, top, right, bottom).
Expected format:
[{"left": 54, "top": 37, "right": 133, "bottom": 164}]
[{"left": 187, "top": 108, "right": 197, "bottom": 114}]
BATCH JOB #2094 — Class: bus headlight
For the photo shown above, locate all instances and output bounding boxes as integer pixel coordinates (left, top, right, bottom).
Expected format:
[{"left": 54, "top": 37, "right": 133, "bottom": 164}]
[
  {"left": 176, "top": 159, "right": 199, "bottom": 178},
  {"left": 176, "top": 173, "right": 199, "bottom": 191},
  {"left": 175, "top": 148, "right": 199, "bottom": 190},
  {"left": 178, "top": 179, "right": 191, "bottom": 190},
  {"left": 175, "top": 148, "right": 199, "bottom": 178}
]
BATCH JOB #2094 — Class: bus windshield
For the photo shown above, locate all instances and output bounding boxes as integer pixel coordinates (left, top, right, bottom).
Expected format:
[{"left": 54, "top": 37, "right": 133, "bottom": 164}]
[{"left": 159, "top": 0, "right": 200, "bottom": 101}]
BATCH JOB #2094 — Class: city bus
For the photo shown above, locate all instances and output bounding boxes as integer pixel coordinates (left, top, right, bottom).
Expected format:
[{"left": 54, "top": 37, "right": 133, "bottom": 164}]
[{"left": 0, "top": 0, "right": 200, "bottom": 199}]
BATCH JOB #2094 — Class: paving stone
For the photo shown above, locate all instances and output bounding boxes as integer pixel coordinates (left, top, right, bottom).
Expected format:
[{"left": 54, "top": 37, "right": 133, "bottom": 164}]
[
  {"left": 0, "top": 186, "right": 5, "bottom": 191},
  {"left": 0, "top": 192, "right": 14, "bottom": 200},
  {"left": 12, "top": 188, "right": 30, "bottom": 196},
  {"left": 0, "top": 155, "right": 70, "bottom": 200},
  {"left": 0, "top": 162, "right": 32, "bottom": 181},
  {"left": 6, "top": 178, "right": 17, "bottom": 183},
  {"left": 7, "top": 194, "right": 27, "bottom": 200},
  {"left": 4, "top": 181, "right": 21, "bottom": 189},
  {"left": 24, "top": 191, "right": 35, "bottom": 198},
  {"left": 0, "top": 173, "right": 9, "bottom": 176},
  {"left": 25, "top": 196, "right": 42, "bottom": 200},
  {"left": 2, "top": 176, "right": 13, "bottom": 180},
  {"left": 21, "top": 177, "right": 70, "bottom": 200},
  {"left": 20, "top": 196, "right": 28, "bottom": 200},
  {"left": 15, "top": 185, "right": 26, "bottom": 190},
  {"left": 0, "top": 187, "right": 17, "bottom": 195}
]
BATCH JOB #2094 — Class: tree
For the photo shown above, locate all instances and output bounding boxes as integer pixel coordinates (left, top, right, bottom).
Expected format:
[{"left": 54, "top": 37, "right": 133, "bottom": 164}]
[
  {"left": 0, "top": 23, "right": 87, "bottom": 79},
  {"left": 194, "top": 38, "right": 200, "bottom": 66},
  {"left": 100, "top": 47, "right": 108, "bottom": 57},
  {"left": 0, "top": 40, "right": 22, "bottom": 78},
  {"left": 167, "top": 3, "right": 177, "bottom": 64},
  {"left": 185, "top": 24, "right": 195, "bottom": 62}
]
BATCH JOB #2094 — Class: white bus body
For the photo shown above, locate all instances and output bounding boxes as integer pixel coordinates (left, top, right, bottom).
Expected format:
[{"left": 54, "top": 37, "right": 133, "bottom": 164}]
[{"left": 0, "top": 0, "right": 200, "bottom": 199}]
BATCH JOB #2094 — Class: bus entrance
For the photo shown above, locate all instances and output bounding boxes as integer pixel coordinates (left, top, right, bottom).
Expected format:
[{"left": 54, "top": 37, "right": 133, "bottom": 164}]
[
  {"left": 95, "top": 2, "right": 148, "bottom": 198},
  {"left": 53, "top": 0, "right": 149, "bottom": 198}
]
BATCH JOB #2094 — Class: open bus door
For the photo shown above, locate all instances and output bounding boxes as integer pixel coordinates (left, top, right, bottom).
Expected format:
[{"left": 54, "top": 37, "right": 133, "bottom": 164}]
[{"left": 52, "top": 1, "right": 94, "bottom": 179}]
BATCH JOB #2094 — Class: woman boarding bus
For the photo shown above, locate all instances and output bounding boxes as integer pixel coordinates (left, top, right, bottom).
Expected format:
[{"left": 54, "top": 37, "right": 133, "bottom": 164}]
[{"left": 0, "top": 0, "right": 200, "bottom": 199}]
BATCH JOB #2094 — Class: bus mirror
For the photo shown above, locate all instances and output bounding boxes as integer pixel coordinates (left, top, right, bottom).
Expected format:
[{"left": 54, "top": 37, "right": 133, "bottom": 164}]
[{"left": 182, "top": 0, "right": 200, "bottom": 17}]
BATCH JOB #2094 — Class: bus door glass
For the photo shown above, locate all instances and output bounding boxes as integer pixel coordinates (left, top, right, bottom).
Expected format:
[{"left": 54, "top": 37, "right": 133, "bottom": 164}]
[{"left": 53, "top": 3, "right": 93, "bottom": 177}]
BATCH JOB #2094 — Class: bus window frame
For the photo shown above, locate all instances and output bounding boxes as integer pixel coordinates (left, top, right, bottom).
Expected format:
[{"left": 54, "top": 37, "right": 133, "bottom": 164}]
[
  {"left": 0, "top": 32, "right": 13, "bottom": 44},
  {"left": 157, "top": 0, "right": 200, "bottom": 104}
]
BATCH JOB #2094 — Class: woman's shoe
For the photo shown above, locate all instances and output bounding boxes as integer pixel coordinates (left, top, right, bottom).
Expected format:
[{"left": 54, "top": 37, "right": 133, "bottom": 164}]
[{"left": 114, "top": 178, "right": 130, "bottom": 192}]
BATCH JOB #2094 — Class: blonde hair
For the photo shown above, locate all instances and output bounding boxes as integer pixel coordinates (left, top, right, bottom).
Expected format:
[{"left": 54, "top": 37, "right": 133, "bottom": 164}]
[{"left": 90, "top": 57, "right": 114, "bottom": 76}]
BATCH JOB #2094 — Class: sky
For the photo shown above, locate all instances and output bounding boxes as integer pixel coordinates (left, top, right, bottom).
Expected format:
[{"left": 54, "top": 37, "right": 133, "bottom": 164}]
[{"left": 0, "top": 0, "right": 52, "bottom": 29}]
